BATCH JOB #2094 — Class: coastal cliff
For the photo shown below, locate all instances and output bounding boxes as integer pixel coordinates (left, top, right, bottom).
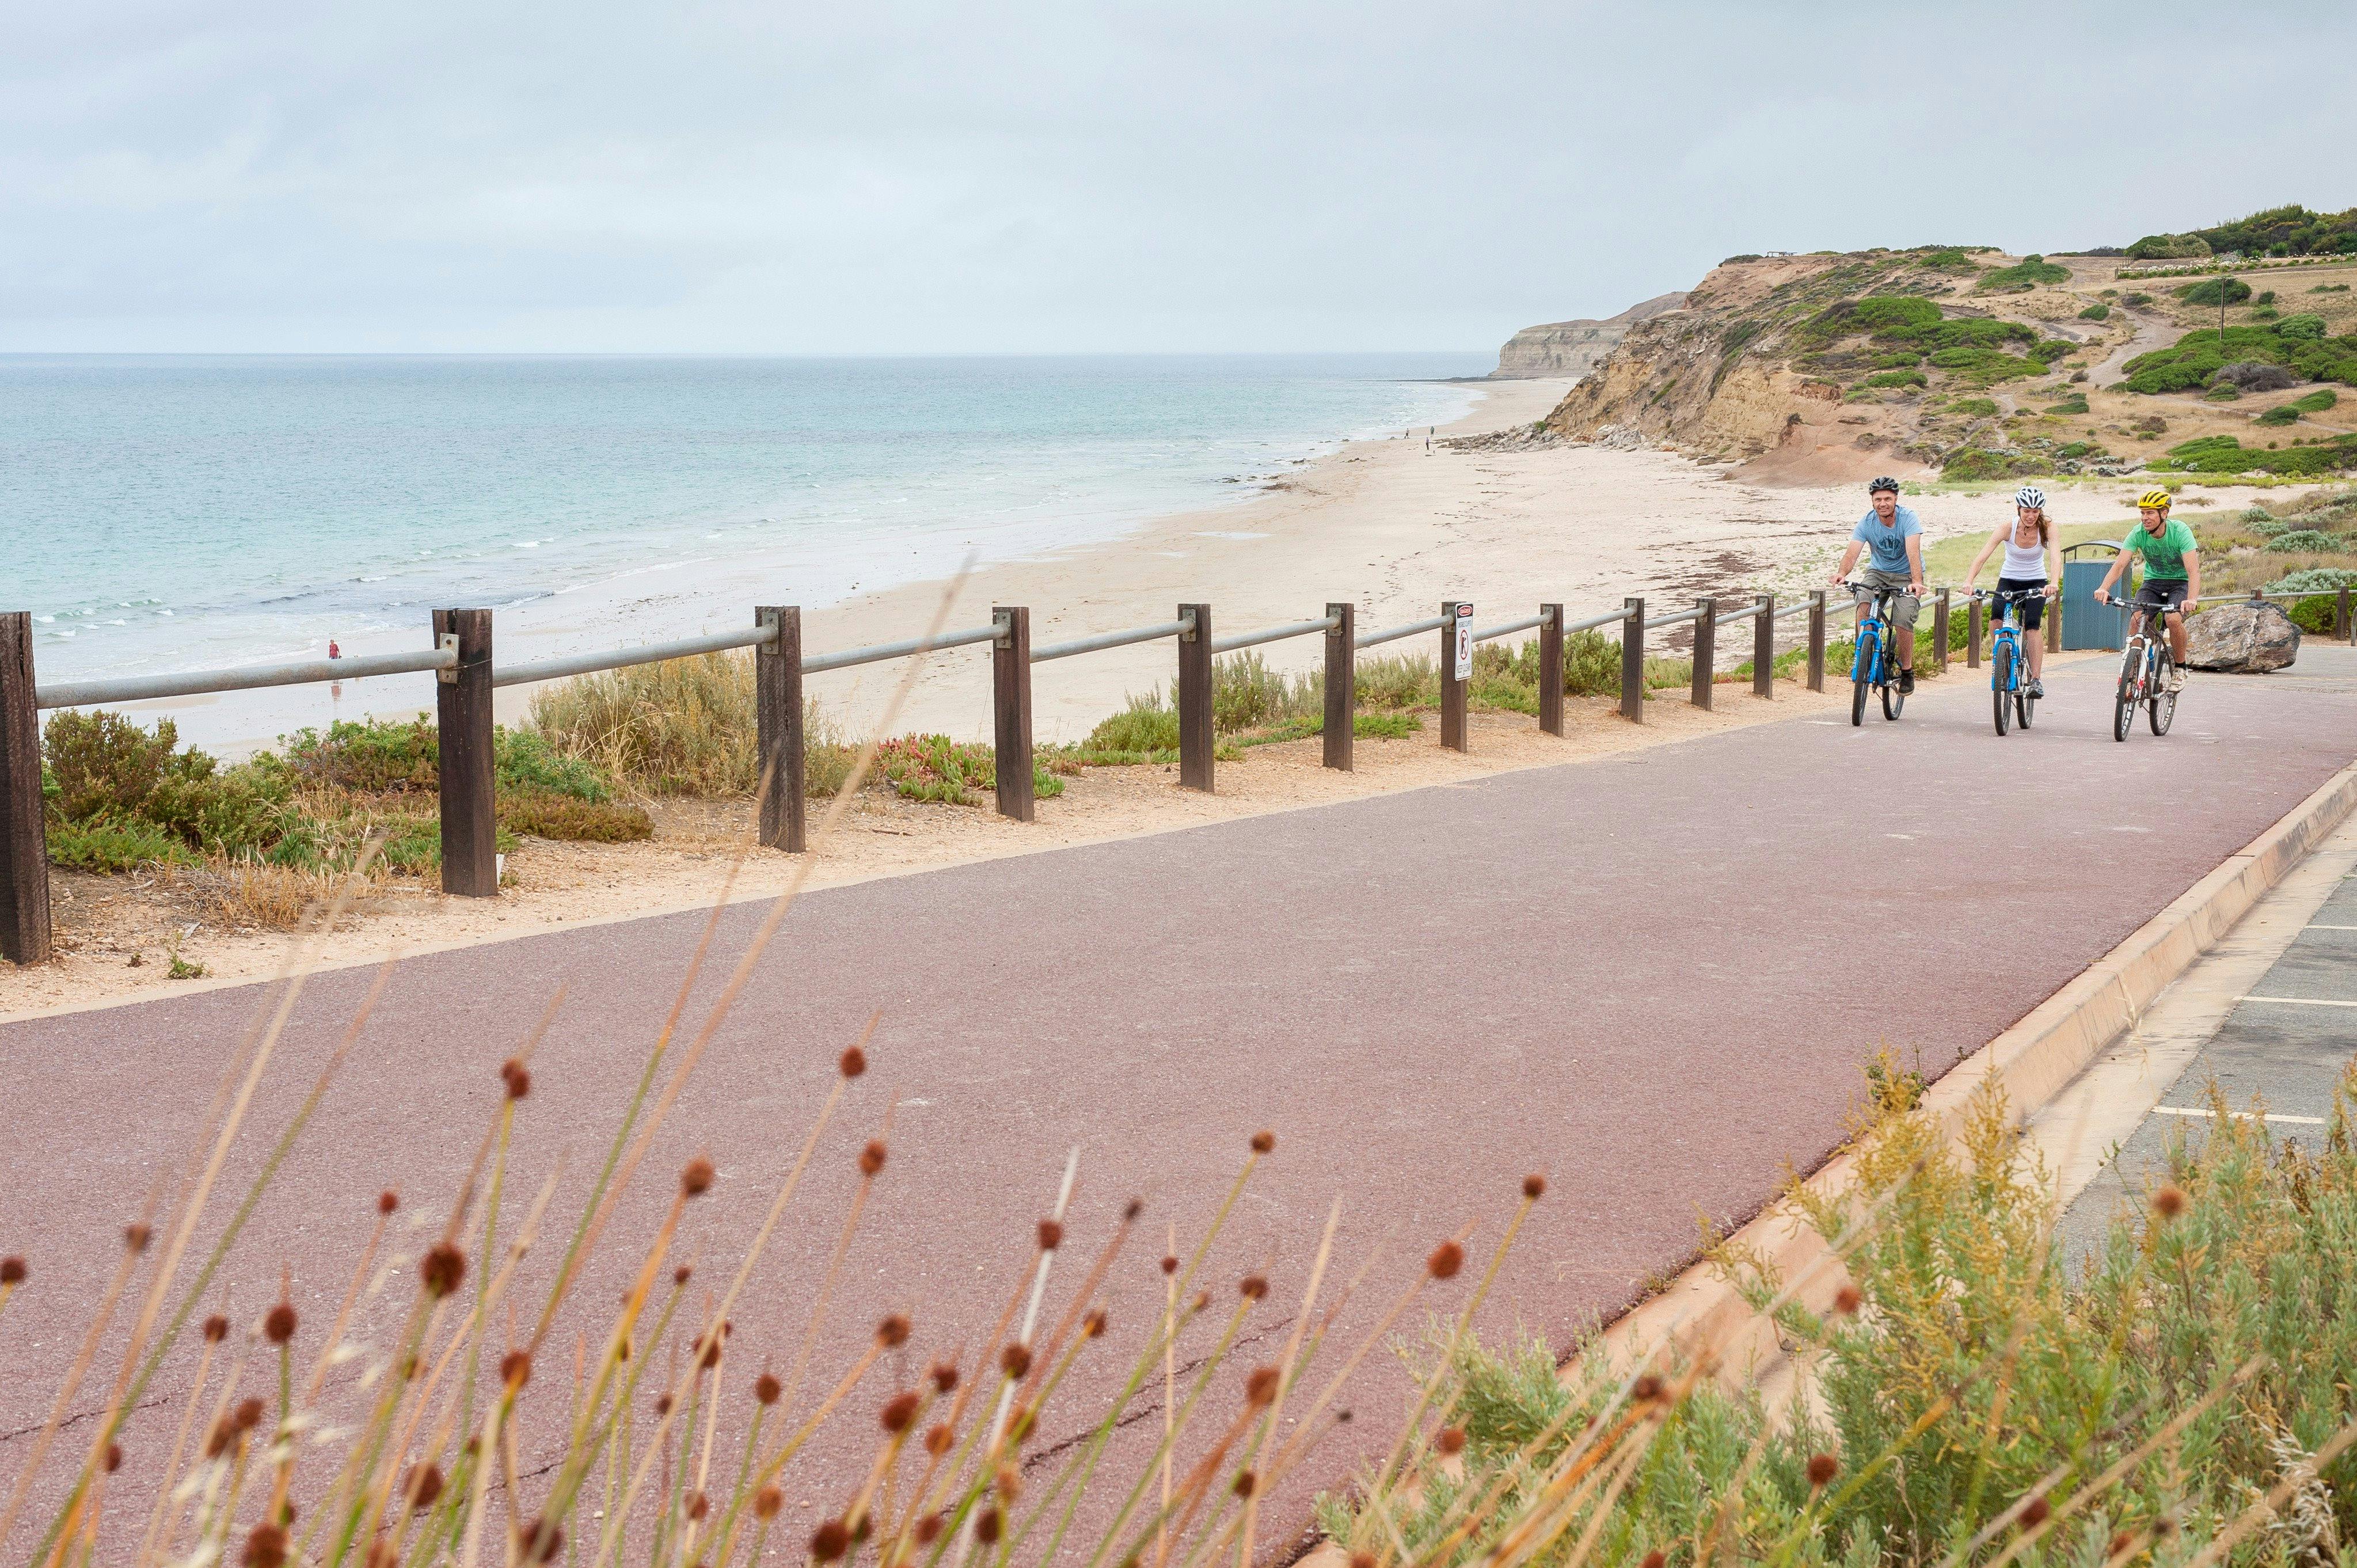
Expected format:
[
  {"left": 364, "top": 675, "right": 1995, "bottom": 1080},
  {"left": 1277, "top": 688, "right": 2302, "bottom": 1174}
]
[{"left": 1488, "top": 292, "right": 1686, "bottom": 379}]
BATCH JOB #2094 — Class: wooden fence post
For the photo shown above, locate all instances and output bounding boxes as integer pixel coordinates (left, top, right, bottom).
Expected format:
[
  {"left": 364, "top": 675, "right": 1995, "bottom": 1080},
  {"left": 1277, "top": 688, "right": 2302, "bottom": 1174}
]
[
  {"left": 2339, "top": 587, "right": 2352, "bottom": 643},
  {"left": 755, "top": 606, "right": 805, "bottom": 853},
  {"left": 2046, "top": 593, "right": 2061, "bottom": 654},
  {"left": 1439, "top": 600, "right": 1470, "bottom": 752},
  {"left": 993, "top": 607, "right": 1034, "bottom": 822},
  {"left": 1323, "top": 602, "right": 1354, "bottom": 771},
  {"left": 1807, "top": 591, "right": 1827, "bottom": 691},
  {"left": 1752, "top": 594, "right": 1774, "bottom": 699},
  {"left": 1177, "top": 603, "right": 1213, "bottom": 793},
  {"left": 1538, "top": 604, "right": 1565, "bottom": 735},
  {"left": 434, "top": 608, "right": 497, "bottom": 898},
  {"left": 1, "top": 613, "right": 51, "bottom": 965},
  {"left": 1620, "top": 597, "right": 1645, "bottom": 721},
  {"left": 1689, "top": 599, "right": 1716, "bottom": 711},
  {"left": 1933, "top": 589, "right": 1951, "bottom": 673},
  {"left": 1967, "top": 597, "right": 1982, "bottom": 669}
]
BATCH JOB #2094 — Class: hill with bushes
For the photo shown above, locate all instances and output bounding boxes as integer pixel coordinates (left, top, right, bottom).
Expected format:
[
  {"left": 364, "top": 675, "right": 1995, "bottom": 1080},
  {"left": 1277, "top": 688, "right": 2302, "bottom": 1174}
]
[
  {"left": 1534, "top": 217, "right": 2357, "bottom": 484},
  {"left": 2124, "top": 204, "right": 2357, "bottom": 261}
]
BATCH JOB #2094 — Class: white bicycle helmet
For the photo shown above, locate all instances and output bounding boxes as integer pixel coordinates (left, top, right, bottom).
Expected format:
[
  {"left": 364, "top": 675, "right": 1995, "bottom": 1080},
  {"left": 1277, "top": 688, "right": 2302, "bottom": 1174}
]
[{"left": 2014, "top": 484, "right": 2046, "bottom": 508}]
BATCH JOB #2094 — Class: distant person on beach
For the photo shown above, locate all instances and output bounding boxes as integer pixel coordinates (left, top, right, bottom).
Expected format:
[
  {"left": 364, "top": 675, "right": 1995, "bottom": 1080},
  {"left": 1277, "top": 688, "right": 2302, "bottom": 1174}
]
[
  {"left": 1961, "top": 484, "right": 2059, "bottom": 698},
  {"left": 2094, "top": 488, "right": 2200, "bottom": 693},
  {"left": 1827, "top": 477, "right": 1926, "bottom": 694}
]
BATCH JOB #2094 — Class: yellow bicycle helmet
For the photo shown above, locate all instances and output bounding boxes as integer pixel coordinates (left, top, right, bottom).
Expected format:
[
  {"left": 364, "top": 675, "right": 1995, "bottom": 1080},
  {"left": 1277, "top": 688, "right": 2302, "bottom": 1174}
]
[{"left": 2136, "top": 487, "right": 2173, "bottom": 511}]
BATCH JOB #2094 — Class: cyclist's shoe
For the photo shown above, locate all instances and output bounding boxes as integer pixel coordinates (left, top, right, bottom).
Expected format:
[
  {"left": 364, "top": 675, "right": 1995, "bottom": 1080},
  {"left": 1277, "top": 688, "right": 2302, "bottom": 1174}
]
[
  {"left": 2167, "top": 668, "right": 2187, "bottom": 694},
  {"left": 2027, "top": 677, "right": 2045, "bottom": 699},
  {"left": 1898, "top": 667, "right": 1916, "bottom": 695}
]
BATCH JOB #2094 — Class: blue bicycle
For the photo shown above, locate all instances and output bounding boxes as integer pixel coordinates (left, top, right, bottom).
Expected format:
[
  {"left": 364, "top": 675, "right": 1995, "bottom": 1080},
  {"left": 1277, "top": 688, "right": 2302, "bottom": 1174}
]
[
  {"left": 1841, "top": 580, "right": 1906, "bottom": 726},
  {"left": 1971, "top": 588, "right": 2046, "bottom": 736}
]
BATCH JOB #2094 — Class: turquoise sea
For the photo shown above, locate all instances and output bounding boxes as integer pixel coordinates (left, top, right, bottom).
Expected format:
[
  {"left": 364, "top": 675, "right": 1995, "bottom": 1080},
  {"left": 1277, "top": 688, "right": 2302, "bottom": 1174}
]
[{"left": 3, "top": 353, "right": 1483, "bottom": 744}]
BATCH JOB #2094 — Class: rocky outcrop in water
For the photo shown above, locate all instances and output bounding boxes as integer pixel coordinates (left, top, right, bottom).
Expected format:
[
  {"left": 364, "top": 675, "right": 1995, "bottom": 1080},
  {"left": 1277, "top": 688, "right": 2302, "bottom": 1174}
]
[{"left": 1489, "top": 293, "right": 1687, "bottom": 379}]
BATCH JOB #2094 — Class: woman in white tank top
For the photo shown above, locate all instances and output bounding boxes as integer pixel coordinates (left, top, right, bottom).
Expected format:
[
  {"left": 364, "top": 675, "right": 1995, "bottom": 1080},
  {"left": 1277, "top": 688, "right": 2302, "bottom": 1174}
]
[{"left": 1963, "top": 485, "right": 2060, "bottom": 695}]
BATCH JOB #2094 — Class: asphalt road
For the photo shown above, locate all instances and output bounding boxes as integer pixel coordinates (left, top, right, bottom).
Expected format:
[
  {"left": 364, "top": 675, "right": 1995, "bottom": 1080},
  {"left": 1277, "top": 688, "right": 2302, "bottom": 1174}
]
[{"left": 5, "top": 649, "right": 2354, "bottom": 1546}]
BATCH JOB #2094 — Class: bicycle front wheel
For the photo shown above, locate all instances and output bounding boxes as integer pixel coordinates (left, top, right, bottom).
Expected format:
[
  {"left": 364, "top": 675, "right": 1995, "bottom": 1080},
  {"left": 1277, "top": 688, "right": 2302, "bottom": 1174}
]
[
  {"left": 2149, "top": 649, "right": 2177, "bottom": 736},
  {"left": 1992, "top": 644, "right": 2013, "bottom": 736},
  {"left": 1851, "top": 636, "right": 1873, "bottom": 727}
]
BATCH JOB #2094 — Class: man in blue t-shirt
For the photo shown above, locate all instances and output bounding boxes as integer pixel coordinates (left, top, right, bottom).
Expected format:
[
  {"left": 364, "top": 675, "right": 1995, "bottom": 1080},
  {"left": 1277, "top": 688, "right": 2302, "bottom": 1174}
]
[{"left": 1827, "top": 476, "right": 1928, "bottom": 694}]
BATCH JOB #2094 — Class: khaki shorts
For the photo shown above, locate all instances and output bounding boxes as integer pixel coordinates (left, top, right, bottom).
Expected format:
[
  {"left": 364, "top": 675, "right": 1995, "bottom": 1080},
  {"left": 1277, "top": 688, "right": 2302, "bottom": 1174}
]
[{"left": 1856, "top": 570, "right": 1921, "bottom": 629}]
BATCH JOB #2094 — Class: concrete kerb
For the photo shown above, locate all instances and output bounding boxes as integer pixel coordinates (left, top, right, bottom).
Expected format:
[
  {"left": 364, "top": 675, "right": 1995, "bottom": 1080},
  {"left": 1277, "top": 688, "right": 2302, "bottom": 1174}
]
[{"left": 1599, "top": 758, "right": 2357, "bottom": 1392}]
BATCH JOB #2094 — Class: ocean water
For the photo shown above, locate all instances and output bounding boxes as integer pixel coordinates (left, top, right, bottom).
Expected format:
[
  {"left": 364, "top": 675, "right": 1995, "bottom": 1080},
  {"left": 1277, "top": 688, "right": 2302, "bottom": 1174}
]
[{"left": 3, "top": 353, "right": 1484, "bottom": 745}]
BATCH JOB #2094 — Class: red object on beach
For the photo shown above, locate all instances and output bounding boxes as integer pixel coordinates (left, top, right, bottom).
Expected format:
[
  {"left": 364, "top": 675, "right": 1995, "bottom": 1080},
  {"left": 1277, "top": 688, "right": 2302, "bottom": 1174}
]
[{"left": 328, "top": 639, "right": 341, "bottom": 659}]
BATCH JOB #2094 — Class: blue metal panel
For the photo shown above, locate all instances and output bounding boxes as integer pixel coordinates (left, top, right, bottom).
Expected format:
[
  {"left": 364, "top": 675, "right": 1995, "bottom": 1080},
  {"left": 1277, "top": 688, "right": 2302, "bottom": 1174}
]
[{"left": 2061, "top": 542, "right": 2130, "bottom": 650}]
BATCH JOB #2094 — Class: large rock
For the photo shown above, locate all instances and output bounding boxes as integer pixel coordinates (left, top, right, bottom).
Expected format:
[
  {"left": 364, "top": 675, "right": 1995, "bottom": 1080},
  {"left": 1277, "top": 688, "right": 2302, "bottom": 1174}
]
[
  {"left": 1489, "top": 293, "right": 1687, "bottom": 379},
  {"left": 2184, "top": 602, "right": 2299, "bottom": 672}
]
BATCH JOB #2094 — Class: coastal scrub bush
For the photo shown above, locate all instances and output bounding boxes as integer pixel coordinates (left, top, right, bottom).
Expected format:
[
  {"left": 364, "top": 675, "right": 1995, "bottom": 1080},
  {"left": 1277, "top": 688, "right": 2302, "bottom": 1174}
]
[
  {"left": 2267, "top": 528, "right": 2347, "bottom": 553},
  {"left": 2255, "top": 404, "right": 2302, "bottom": 426},
  {"left": 1974, "top": 254, "right": 2070, "bottom": 291},
  {"left": 2156, "top": 433, "right": 2357, "bottom": 476},
  {"left": 2077, "top": 301, "right": 2111, "bottom": 319},
  {"left": 2295, "top": 387, "right": 2340, "bottom": 412},
  {"left": 2043, "top": 394, "right": 2090, "bottom": 414},
  {"left": 2178, "top": 275, "right": 2253, "bottom": 307},
  {"left": 1083, "top": 696, "right": 1180, "bottom": 758},
  {"left": 2267, "top": 565, "right": 2357, "bottom": 593},
  {"left": 1861, "top": 369, "right": 1926, "bottom": 389},
  {"left": 2122, "top": 291, "right": 2153, "bottom": 306},
  {"left": 45, "top": 817, "right": 196, "bottom": 873},
  {"left": 43, "top": 710, "right": 296, "bottom": 862},
  {"left": 2126, "top": 230, "right": 2211, "bottom": 260},
  {"left": 1951, "top": 397, "right": 2000, "bottom": 417},
  {"left": 872, "top": 734, "right": 1063, "bottom": 805},
  {"left": 497, "top": 790, "right": 653, "bottom": 842},
  {"left": 2278, "top": 312, "right": 2330, "bottom": 340}
]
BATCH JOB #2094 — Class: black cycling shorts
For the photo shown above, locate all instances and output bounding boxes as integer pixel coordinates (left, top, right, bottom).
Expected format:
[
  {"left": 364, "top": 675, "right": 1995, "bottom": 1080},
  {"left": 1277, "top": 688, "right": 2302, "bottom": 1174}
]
[
  {"left": 1993, "top": 577, "right": 2047, "bottom": 631},
  {"left": 2137, "top": 580, "right": 2191, "bottom": 615}
]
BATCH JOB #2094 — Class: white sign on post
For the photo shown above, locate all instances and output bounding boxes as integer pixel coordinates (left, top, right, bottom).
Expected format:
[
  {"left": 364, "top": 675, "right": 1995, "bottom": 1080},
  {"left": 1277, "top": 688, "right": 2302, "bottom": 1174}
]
[{"left": 1453, "top": 603, "right": 1474, "bottom": 682}]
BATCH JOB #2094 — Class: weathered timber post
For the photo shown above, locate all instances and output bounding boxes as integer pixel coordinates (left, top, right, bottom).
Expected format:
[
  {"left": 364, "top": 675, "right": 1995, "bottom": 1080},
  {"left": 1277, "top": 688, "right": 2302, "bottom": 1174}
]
[
  {"left": 2046, "top": 593, "right": 2061, "bottom": 654},
  {"left": 1752, "top": 595, "right": 1774, "bottom": 699},
  {"left": 1322, "top": 602, "right": 1354, "bottom": 771},
  {"left": 2339, "top": 587, "right": 2352, "bottom": 643},
  {"left": 1807, "top": 590, "right": 1828, "bottom": 691},
  {"left": 755, "top": 606, "right": 805, "bottom": 852},
  {"left": 1620, "top": 597, "right": 1645, "bottom": 721},
  {"left": 1, "top": 613, "right": 50, "bottom": 964},
  {"left": 1439, "top": 600, "right": 1470, "bottom": 752},
  {"left": 1933, "top": 589, "right": 1951, "bottom": 673},
  {"left": 1177, "top": 603, "right": 1213, "bottom": 793},
  {"left": 1689, "top": 599, "right": 1716, "bottom": 711},
  {"left": 1538, "top": 604, "right": 1565, "bottom": 735},
  {"left": 1967, "top": 597, "right": 1982, "bottom": 669},
  {"left": 434, "top": 608, "right": 498, "bottom": 897},
  {"left": 993, "top": 607, "right": 1034, "bottom": 821}
]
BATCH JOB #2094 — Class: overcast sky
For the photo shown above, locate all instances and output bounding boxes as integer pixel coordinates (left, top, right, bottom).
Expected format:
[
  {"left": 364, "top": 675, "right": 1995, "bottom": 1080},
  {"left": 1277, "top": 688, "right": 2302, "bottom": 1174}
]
[{"left": 5, "top": 1, "right": 2350, "bottom": 355}]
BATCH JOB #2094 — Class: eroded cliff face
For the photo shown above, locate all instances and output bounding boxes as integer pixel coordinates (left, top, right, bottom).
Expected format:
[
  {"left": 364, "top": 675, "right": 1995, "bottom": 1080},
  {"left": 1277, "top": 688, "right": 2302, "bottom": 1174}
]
[{"left": 1489, "top": 292, "right": 1687, "bottom": 379}]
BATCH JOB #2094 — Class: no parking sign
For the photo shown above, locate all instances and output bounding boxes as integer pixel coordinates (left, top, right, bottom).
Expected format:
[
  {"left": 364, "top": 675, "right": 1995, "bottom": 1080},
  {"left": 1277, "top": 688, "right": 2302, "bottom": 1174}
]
[{"left": 1453, "top": 602, "right": 1473, "bottom": 680}]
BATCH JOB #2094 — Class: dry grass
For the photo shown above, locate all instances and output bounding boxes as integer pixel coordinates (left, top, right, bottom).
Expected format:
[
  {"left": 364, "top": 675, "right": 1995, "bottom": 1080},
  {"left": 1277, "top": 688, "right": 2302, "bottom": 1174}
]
[
  {"left": 188, "top": 859, "right": 382, "bottom": 931},
  {"left": 527, "top": 653, "right": 860, "bottom": 801}
]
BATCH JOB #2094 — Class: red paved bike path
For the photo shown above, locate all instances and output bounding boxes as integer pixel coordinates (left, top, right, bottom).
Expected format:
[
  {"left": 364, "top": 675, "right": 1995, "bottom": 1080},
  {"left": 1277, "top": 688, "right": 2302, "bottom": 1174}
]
[{"left": 3, "top": 660, "right": 2352, "bottom": 1537}]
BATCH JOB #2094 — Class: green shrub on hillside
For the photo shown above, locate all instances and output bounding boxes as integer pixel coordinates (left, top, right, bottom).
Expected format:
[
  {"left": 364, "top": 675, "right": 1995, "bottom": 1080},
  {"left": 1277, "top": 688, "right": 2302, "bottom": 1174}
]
[
  {"left": 2124, "top": 231, "right": 2211, "bottom": 260},
  {"left": 1918, "top": 248, "right": 1978, "bottom": 270},
  {"left": 2256, "top": 290, "right": 2278, "bottom": 306},
  {"left": 1950, "top": 397, "right": 2000, "bottom": 417},
  {"left": 2058, "top": 440, "right": 2094, "bottom": 458},
  {"left": 2315, "top": 283, "right": 2352, "bottom": 293},
  {"left": 2191, "top": 203, "right": 2357, "bottom": 258},
  {"left": 2277, "top": 312, "right": 2329, "bottom": 340},
  {"left": 2255, "top": 404, "right": 2302, "bottom": 426},
  {"left": 2122, "top": 291, "right": 2153, "bottom": 306},
  {"left": 2027, "top": 338, "right": 2075, "bottom": 363},
  {"left": 1929, "top": 348, "right": 2043, "bottom": 385},
  {"left": 2120, "top": 322, "right": 2357, "bottom": 393},
  {"left": 1871, "top": 351, "right": 1923, "bottom": 368},
  {"left": 2178, "top": 275, "right": 2253, "bottom": 307},
  {"left": 2156, "top": 433, "right": 2357, "bottom": 476},
  {"left": 1975, "top": 254, "right": 2069, "bottom": 291},
  {"left": 1861, "top": 369, "right": 1926, "bottom": 389},
  {"left": 2043, "top": 394, "right": 2090, "bottom": 414},
  {"left": 2268, "top": 565, "right": 2357, "bottom": 593},
  {"left": 1940, "top": 448, "right": 2017, "bottom": 481},
  {"left": 2205, "top": 383, "right": 2243, "bottom": 401},
  {"left": 2267, "top": 528, "right": 2348, "bottom": 553},
  {"left": 2296, "top": 387, "right": 2340, "bottom": 412},
  {"left": 2077, "top": 302, "right": 2111, "bottom": 320}
]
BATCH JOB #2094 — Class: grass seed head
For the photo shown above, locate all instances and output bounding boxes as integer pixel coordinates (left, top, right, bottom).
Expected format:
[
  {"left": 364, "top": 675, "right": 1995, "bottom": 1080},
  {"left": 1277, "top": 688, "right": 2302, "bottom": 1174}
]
[
  {"left": 681, "top": 1156, "right": 716, "bottom": 1197},
  {"left": 811, "top": 1518, "right": 851, "bottom": 1561},
  {"left": 860, "top": 1140, "right": 888, "bottom": 1177},
  {"left": 243, "top": 1522, "right": 287, "bottom": 1568},
  {"left": 839, "top": 1046, "right": 867, "bottom": 1079},
  {"left": 377, "top": 1190, "right": 398, "bottom": 1215},
  {"left": 1807, "top": 1452, "right": 1839, "bottom": 1489},
  {"left": 1231, "top": 1470, "right": 1256, "bottom": 1498},
  {"left": 2021, "top": 1494, "right": 2051, "bottom": 1528},
  {"left": 203, "top": 1314, "right": 229, "bottom": 1343},
  {"left": 1160, "top": 1255, "right": 1178, "bottom": 1276},
  {"left": 1245, "top": 1367, "right": 1280, "bottom": 1406},
  {"left": 233, "top": 1397, "right": 265, "bottom": 1432},
  {"left": 1435, "top": 1425, "right": 1467, "bottom": 1456},
  {"left": 124, "top": 1222, "right": 152, "bottom": 1254},
  {"left": 499, "top": 1058, "right": 530, "bottom": 1099},
  {"left": 929, "top": 1360, "right": 959, "bottom": 1394},
  {"left": 2107, "top": 1531, "right": 2132, "bottom": 1558},
  {"left": 405, "top": 1463, "right": 443, "bottom": 1509},
  {"left": 880, "top": 1391, "right": 920, "bottom": 1434},
  {"left": 1082, "top": 1307, "right": 1108, "bottom": 1338},
  {"left": 501, "top": 1350, "right": 532, "bottom": 1390},
  {"left": 995, "top": 1464, "right": 1022, "bottom": 1501},
  {"left": 420, "top": 1242, "right": 466, "bottom": 1298},
  {"left": 1191, "top": 1290, "right": 1210, "bottom": 1312},
  {"left": 1522, "top": 1173, "right": 1546, "bottom": 1200},
  {"left": 2153, "top": 1185, "right": 2187, "bottom": 1220},
  {"left": 0, "top": 1257, "right": 22, "bottom": 1285},
  {"left": 204, "top": 1418, "right": 233, "bottom": 1459},
  {"left": 876, "top": 1312, "right": 911, "bottom": 1348},
  {"left": 264, "top": 1300, "right": 297, "bottom": 1345},
  {"left": 923, "top": 1422, "right": 953, "bottom": 1457},
  {"left": 653, "top": 1392, "right": 672, "bottom": 1417},
  {"left": 1124, "top": 1197, "right": 1143, "bottom": 1221},
  {"left": 999, "top": 1343, "right": 1032, "bottom": 1379},
  {"left": 1427, "top": 1241, "right": 1464, "bottom": 1280},
  {"left": 1350, "top": 1555, "right": 1377, "bottom": 1568},
  {"left": 674, "top": 1264, "right": 692, "bottom": 1287},
  {"left": 1036, "top": 1219, "right": 1063, "bottom": 1251},
  {"left": 754, "top": 1486, "right": 783, "bottom": 1521},
  {"left": 1833, "top": 1284, "right": 1864, "bottom": 1316},
  {"left": 756, "top": 1371, "right": 782, "bottom": 1405},
  {"left": 1250, "top": 1130, "right": 1275, "bottom": 1154},
  {"left": 1632, "top": 1375, "right": 1664, "bottom": 1404},
  {"left": 975, "top": 1508, "right": 1002, "bottom": 1547},
  {"left": 102, "top": 1441, "right": 122, "bottom": 1473},
  {"left": 698, "top": 1326, "right": 728, "bottom": 1368},
  {"left": 518, "top": 1517, "right": 563, "bottom": 1564},
  {"left": 914, "top": 1513, "right": 945, "bottom": 1546},
  {"left": 1641, "top": 1553, "right": 1666, "bottom": 1568},
  {"left": 1240, "top": 1274, "right": 1269, "bottom": 1300},
  {"left": 687, "top": 1491, "right": 709, "bottom": 1522}
]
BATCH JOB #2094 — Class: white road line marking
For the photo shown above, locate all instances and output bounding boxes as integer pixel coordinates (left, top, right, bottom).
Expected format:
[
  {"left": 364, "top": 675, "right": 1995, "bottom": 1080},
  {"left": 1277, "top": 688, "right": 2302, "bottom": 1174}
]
[
  {"left": 2236, "top": 995, "right": 2357, "bottom": 1007},
  {"left": 2154, "top": 1106, "right": 2329, "bottom": 1126},
  {"left": 2306, "top": 925, "right": 2357, "bottom": 932}
]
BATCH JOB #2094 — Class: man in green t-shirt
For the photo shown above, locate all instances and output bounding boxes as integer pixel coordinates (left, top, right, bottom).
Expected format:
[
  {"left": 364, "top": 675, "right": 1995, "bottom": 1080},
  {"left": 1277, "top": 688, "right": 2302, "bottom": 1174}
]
[{"left": 2095, "top": 488, "right": 2202, "bottom": 692}]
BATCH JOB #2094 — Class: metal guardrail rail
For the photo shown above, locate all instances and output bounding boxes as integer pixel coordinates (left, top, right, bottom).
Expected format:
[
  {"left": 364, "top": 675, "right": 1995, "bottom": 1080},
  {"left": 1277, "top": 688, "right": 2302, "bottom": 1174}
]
[{"left": 35, "top": 644, "right": 460, "bottom": 711}]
